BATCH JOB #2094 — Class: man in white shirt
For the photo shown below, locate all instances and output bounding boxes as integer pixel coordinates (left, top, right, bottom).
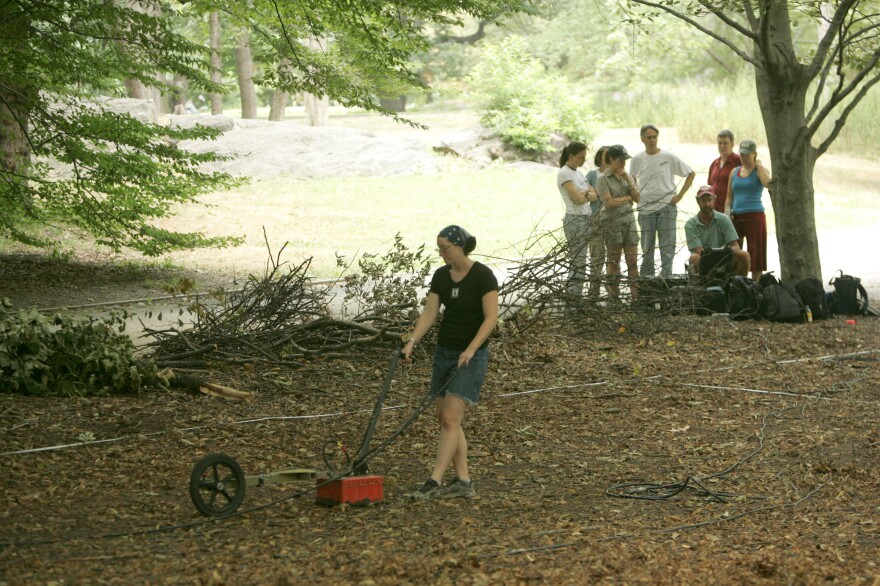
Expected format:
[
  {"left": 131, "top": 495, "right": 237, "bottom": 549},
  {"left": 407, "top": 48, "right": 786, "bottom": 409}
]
[{"left": 629, "top": 124, "right": 695, "bottom": 279}]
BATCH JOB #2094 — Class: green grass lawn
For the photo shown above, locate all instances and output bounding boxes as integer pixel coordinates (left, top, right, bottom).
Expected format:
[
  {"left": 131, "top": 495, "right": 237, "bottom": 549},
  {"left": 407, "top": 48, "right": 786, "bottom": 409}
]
[
  {"left": 4, "top": 111, "right": 878, "bottom": 281},
  {"left": 157, "top": 161, "right": 561, "bottom": 278}
]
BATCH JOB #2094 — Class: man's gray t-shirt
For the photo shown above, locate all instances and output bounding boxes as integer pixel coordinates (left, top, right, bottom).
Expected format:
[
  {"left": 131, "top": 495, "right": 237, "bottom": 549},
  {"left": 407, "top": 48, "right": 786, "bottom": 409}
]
[{"left": 629, "top": 150, "right": 693, "bottom": 212}]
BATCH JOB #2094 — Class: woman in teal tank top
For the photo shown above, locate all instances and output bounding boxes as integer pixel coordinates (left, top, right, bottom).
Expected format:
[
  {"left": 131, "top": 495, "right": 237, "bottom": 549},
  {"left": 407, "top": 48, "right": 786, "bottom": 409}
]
[{"left": 725, "top": 139, "right": 771, "bottom": 281}]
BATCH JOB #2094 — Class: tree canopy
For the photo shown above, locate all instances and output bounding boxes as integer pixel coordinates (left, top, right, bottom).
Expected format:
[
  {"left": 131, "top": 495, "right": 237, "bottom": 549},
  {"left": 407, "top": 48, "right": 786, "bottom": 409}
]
[{"left": 0, "top": 0, "right": 535, "bottom": 255}]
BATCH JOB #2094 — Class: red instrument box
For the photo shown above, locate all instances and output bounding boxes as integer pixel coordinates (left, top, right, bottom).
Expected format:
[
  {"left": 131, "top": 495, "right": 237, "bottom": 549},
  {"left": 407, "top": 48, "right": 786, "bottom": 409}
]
[{"left": 316, "top": 475, "right": 383, "bottom": 506}]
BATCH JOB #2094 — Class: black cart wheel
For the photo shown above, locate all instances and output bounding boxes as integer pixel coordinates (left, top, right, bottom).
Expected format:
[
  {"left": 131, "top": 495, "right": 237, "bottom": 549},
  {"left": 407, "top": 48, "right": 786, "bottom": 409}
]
[{"left": 189, "top": 453, "right": 246, "bottom": 517}]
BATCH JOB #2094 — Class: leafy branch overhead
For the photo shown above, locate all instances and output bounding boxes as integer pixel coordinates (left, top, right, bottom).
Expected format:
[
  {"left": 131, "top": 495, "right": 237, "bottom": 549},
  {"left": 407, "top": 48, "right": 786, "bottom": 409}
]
[
  {"left": 0, "top": 0, "right": 538, "bottom": 254},
  {"left": 623, "top": 0, "right": 880, "bottom": 157},
  {"left": 1, "top": 0, "right": 243, "bottom": 254},
  {"left": 244, "top": 0, "right": 538, "bottom": 119}
]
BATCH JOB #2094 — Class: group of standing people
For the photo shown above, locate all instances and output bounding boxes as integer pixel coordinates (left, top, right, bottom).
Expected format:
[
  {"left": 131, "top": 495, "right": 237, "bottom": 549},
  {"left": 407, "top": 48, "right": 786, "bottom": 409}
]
[{"left": 558, "top": 125, "right": 773, "bottom": 298}]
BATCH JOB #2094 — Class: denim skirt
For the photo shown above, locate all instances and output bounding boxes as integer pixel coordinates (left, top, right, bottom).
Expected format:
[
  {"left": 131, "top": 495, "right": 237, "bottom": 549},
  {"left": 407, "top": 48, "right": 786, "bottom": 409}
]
[{"left": 430, "top": 345, "right": 489, "bottom": 405}]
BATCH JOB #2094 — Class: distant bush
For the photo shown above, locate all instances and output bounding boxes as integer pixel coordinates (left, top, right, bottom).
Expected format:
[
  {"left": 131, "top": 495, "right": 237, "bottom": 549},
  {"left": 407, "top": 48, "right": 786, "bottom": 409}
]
[
  {"left": 589, "top": 75, "right": 765, "bottom": 146},
  {"left": 590, "top": 73, "right": 880, "bottom": 159},
  {"left": 0, "top": 301, "right": 144, "bottom": 396},
  {"left": 468, "top": 36, "right": 598, "bottom": 153}
]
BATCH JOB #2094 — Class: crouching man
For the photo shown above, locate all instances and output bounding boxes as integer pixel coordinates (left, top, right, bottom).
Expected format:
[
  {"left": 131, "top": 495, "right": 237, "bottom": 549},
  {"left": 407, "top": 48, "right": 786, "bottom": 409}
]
[{"left": 684, "top": 186, "right": 750, "bottom": 280}]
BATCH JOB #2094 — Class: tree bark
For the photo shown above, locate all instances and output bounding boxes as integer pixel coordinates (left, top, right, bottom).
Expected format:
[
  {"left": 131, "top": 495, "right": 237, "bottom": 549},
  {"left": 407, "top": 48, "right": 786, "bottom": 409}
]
[
  {"left": 301, "top": 40, "right": 328, "bottom": 126},
  {"left": 209, "top": 11, "right": 223, "bottom": 115},
  {"left": 235, "top": 31, "right": 258, "bottom": 119},
  {"left": 304, "top": 92, "right": 329, "bottom": 126},
  {"left": 268, "top": 58, "right": 292, "bottom": 121},
  {"left": 0, "top": 5, "right": 32, "bottom": 184},
  {"left": 170, "top": 74, "right": 188, "bottom": 113},
  {"left": 754, "top": 4, "right": 822, "bottom": 282},
  {"left": 125, "top": 78, "right": 148, "bottom": 100},
  {"left": 268, "top": 89, "right": 288, "bottom": 121}
]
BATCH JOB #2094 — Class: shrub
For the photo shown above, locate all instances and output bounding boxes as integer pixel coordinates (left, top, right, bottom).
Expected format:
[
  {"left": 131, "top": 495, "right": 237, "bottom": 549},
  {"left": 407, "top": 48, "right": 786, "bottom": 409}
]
[
  {"left": 0, "top": 300, "right": 144, "bottom": 396},
  {"left": 468, "top": 36, "right": 598, "bottom": 153},
  {"left": 337, "top": 234, "right": 433, "bottom": 326}
]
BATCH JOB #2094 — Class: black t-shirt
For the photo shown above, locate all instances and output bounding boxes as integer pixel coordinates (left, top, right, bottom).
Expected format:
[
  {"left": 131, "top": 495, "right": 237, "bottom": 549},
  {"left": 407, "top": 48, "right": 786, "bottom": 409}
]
[{"left": 429, "top": 261, "right": 498, "bottom": 350}]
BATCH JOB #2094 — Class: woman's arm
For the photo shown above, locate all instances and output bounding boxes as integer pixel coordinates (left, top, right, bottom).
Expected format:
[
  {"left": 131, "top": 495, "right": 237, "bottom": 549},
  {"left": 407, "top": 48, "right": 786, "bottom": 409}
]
[
  {"left": 600, "top": 191, "right": 632, "bottom": 209},
  {"left": 617, "top": 171, "right": 640, "bottom": 204},
  {"left": 600, "top": 192, "right": 628, "bottom": 208},
  {"left": 724, "top": 171, "right": 735, "bottom": 215},
  {"left": 756, "top": 160, "right": 771, "bottom": 187},
  {"left": 402, "top": 292, "right": 441, "bottom": 361},
  {"left": 625, "top": 172, "right": 641, "bottom": 205},
  {"left": 563, "top": 181, "right": 589, "bottom": 206},
  {"left": 458, "top": 290, "right": 499, "bottom": 367}
]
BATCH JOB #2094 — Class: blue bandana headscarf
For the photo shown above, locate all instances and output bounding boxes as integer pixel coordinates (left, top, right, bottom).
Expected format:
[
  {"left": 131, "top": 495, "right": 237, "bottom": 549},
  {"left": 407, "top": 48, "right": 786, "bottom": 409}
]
[{"left": 438, "top": 225, "right": 476, "bottom": 253}]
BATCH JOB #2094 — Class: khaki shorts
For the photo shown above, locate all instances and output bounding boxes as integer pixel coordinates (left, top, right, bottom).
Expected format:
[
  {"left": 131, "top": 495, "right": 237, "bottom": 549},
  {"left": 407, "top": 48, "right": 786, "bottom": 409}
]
[{"left": 604, "top": 215, "right": 639, "bottom": 248}]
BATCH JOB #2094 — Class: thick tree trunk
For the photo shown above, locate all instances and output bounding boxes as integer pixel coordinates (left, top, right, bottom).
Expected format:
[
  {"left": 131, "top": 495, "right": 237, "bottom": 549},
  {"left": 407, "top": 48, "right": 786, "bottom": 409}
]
[
  {"left": 0, "top": 6, "right": 32, "bottom": 183},
  {"left": 235, "top": 31, "right": 258, "bottom": 119},
  {"left": 268, "top": 58, "right": 291, "bottom": 121},
  {"left": 119, "top": 1, "right": 164, "bottom": 104},
  {"left": 753, "top": 4, "right": 822, "bottom": 283},
  {"left": 304, "top": 92, "right": 329, "bottom": 126},
  {"left": 209, "top": 11, "right": 223, "bottom": 115},
  {"left": 125, "top": 78, "right": 148, "bottom": 100},
  {"left": 767, "top": 147, "right": 821, "bottom": 282},
  {"left": 268, "top": 89, "right": 288, "bottom": 121},
  {"left": 756, "top": 82, "right": 822, "bottom": 282},
  {"left": 170, "top": 74, "right": 188, "bottom": 113},
  {"left": 300, "top": 41, "right": 328, "bottom": 126}
]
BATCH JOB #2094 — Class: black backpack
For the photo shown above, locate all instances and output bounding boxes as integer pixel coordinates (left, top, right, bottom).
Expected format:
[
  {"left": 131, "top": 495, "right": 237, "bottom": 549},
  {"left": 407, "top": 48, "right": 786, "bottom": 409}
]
[
  {"left": 727, "top": 276, "right": 762, "bottom": 320},
  {"left": 696, "top": 286, "right": 728, "bottom": 315},
  {"left": 758, "top": 272, "right": 779, "bottom": 288},
  {"left": 761, "top": 281, "right": 805, "bottom": 323},
  {"left": 828, "top": 272, "right": 869, "bottom": 315},
  {"left": 795, "top": 276, "right": 831, "bottom": 319}
]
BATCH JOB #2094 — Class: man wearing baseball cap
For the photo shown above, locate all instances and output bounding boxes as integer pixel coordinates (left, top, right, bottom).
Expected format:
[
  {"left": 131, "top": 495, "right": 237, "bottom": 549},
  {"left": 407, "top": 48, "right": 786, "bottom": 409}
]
[{"left": 684, "top": 185, "right": 750, "bottom": 280}]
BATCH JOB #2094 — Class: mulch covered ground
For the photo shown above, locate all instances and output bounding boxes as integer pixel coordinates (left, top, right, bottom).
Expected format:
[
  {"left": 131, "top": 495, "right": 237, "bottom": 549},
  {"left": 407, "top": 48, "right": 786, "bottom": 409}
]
[{"left": 2, "top": 312, "right": 879, "bottom": 584}]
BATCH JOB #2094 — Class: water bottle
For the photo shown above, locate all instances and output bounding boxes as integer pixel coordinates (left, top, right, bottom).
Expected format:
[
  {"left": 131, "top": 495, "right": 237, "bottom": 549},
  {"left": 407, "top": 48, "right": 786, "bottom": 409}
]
[{"left": 804, "top": 305, "right": 813, "bottom": 323}]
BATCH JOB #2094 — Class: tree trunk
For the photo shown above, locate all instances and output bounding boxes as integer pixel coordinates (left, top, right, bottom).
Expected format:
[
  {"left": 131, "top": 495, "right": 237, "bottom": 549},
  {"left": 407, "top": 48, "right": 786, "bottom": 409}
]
[
  {"left": 0, "top": 5, "right": 32, "bottom": 185},
  {"left": 170, "top": 74, "right": 188, "bottom": 113},
  {"left": 235, "top": 31, "right": 257, "bottom": 119},
  {"left": 268, "top": 89, "right": 288, "bottom": 121},
  {"left": 209, "top": 11, "right": 223, "bottom": 115},
  {"left": 304, "top": 92, "right": 329, "bottom": 126},
  {"left": 300, "top": 40, "right": 328, "bottom": 126},
  {"left": 268, "top": 58, "right": 292, "bottom": 121},
  {"left": 125, "top": 78, "right": 148, "bottom": 100},
  {"left": 0, "top": 88, "right": 31, "bottom": 178},
  {"left": 754, "top": 5, "right": 822, "bottom": 283}
]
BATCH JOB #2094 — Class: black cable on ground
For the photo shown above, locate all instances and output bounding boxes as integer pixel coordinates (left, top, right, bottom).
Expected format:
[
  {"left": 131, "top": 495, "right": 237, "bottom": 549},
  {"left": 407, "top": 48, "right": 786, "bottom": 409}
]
[
  {"left": 605, "top": 370, "right": 869, "bottom": 502},
  {"left": 605, "top": 405, "right": 788, "bottom": 502}
]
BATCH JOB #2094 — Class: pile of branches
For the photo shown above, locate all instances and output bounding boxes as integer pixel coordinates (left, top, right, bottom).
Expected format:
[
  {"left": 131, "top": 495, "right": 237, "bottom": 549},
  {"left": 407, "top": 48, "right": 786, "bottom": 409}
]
[
  {"left": 497, "top": 226, "right": 707, "bottom": 337},
  {"left": 145, "top": 245, "right": 408, "bottom": 370}
]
